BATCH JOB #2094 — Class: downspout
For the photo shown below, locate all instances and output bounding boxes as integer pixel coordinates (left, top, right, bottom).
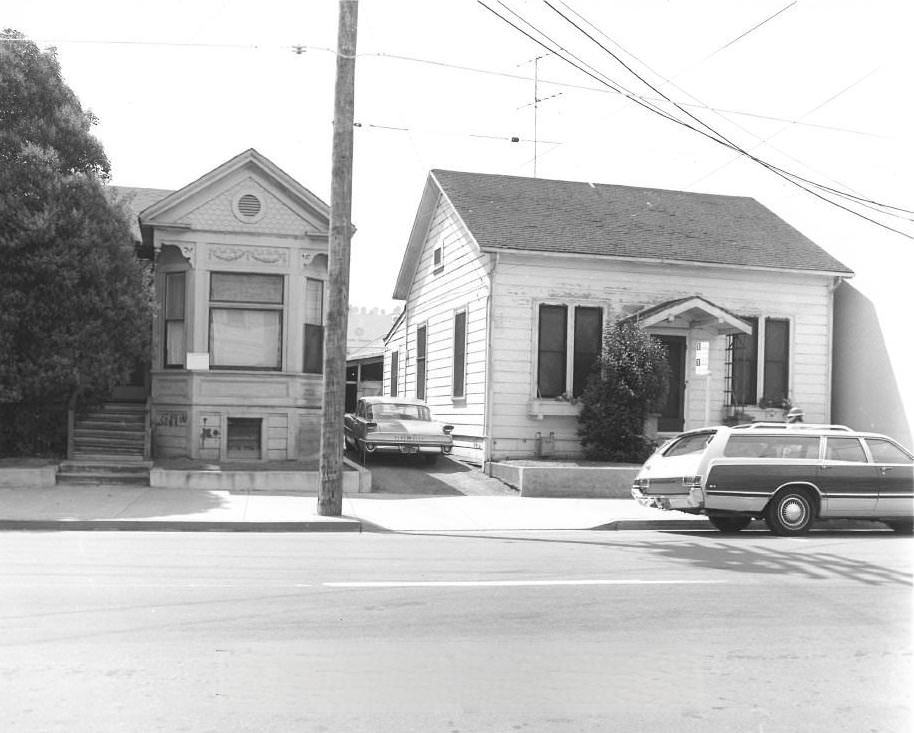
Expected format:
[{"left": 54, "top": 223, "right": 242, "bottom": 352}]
[
  {"left": 825, "top": 275, "right": 842, "bottom": 424},
  {"left": 483, "top": 252, "right": 499, "bottom": 467}
]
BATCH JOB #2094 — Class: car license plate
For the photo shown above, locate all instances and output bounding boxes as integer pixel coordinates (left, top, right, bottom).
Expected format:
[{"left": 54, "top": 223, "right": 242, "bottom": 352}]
[{"left": 399, "top": 445, "right": 419, "bottom": 454}]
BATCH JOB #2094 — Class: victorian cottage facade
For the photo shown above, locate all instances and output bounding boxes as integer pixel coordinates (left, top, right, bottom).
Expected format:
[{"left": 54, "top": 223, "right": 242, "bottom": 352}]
[{"left": 100, "top": 149, "right": 331, "bottom": 462}]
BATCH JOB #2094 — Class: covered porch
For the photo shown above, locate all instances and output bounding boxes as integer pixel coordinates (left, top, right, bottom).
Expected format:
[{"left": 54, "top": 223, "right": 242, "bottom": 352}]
[{"left": 624, "top": 295, "right": 753, "bottom": 433}]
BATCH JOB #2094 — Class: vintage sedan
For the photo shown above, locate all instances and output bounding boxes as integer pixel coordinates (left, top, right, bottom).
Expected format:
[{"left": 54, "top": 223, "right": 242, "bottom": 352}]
[
  {"left": 344, "top": 396, "right": 454, "bottom": 465},
  {"left": 631, "top": 423, "right": 914, "bottom": 535}
]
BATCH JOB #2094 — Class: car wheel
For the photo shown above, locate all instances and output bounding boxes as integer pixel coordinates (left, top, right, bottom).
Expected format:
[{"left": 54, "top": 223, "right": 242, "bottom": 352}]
[
  {"left": 765, "top": 488, "right": 815, "bottom": 536},
  {"left": 423, "top": 453, "right": 439, "bottom": 466},
  {"left": 885, "top": 520, "right": 914, "bottom": 535},
  {"left": 708, "top": 514, "right": 752, "bottom": 533}
]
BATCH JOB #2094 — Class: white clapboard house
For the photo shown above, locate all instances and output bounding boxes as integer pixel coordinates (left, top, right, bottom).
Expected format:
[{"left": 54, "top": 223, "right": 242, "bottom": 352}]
[{"left": 385, "top": 170, "right": 854, "bottom": 465}]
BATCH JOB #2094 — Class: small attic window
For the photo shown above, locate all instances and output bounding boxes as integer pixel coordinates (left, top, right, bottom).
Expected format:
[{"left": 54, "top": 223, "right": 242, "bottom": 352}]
[
  {"left": 432, "top": 235, "right": 444, "bottom": 275},
  {"left": 233, "top": 191, "right": 266, "bottom": 223}
]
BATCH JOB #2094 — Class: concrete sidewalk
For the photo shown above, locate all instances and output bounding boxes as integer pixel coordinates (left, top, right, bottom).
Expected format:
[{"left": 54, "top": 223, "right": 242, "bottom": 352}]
[{"left": 0, "top": 485, "right": 708, "bottom": 532}]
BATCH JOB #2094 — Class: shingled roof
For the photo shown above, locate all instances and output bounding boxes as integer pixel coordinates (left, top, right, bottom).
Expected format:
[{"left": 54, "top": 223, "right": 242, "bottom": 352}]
[
  {"left": 430, "top": 170, "right": 852, "bottom": 275},
  {"left": 108, "top": 185, "right": 173, "bottom": 242}
]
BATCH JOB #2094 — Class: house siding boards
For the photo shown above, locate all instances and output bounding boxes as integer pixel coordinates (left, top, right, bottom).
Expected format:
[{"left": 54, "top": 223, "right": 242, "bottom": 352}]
[
  {"left": 487, "top": 254, "right": 834, "bottom": 459},
  {"left": 385, "top": 193, "right": 490, "bottom": 461}
]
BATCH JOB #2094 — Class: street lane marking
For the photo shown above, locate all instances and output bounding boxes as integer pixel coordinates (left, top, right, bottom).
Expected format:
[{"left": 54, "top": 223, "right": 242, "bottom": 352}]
[{"left": 324, "top": 579, "right": 725, "bottom": 588}]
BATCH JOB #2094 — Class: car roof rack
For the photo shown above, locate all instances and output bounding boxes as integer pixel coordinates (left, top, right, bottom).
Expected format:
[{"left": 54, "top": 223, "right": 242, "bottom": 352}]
[{"left": 731, "top": 422, "right": 852, "bottom": 431}]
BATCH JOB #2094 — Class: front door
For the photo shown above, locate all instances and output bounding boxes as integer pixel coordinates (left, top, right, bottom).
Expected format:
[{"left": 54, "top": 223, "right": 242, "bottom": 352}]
[{"left": 657, "top": 335, "right": 686, "bottom": 433}]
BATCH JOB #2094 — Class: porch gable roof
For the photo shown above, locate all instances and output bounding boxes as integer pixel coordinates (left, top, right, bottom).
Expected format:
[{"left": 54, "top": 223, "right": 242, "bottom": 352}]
[{"left": 622, "top": 295, "right": 753, "bottom": 335}]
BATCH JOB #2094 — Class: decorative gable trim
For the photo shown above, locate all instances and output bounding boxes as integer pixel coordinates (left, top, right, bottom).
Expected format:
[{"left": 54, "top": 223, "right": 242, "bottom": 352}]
[
  {"left": 623, "top": 295, "right": 753, "bottom": 335},
  {"left": 139, "top": 148, "right": 330, "bottom": 231}
]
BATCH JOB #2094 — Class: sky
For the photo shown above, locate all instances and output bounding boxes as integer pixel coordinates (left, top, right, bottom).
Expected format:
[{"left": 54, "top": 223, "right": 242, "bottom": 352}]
[{"left": 4, "top": 0, "right": 913, "bottom": 417}]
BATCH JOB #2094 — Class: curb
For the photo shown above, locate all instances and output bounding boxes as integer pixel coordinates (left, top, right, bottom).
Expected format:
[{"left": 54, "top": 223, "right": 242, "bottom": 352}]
[
  {"left": 594, "top": 519, "right": 711, "bottom": 531},
  {"left": 0, "top": 519, "right": 363, "bottom": 533}
]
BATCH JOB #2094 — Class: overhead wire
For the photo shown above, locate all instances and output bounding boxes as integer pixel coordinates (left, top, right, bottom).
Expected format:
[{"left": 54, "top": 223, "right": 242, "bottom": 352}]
[
  {"left": 3, "top": 34, "right": 881, "bottom": 136},
  {"left": 554, "top": 0, "right": 891, "bottom": 205},
  {"left": 707, "top": 1, "right": 798, "bottom": 58},
  {"left": 525, "top": 0, "right": 914, "bottom": 237},
  {"left": 8, "top": 25, "right": 907, "bottom": 227}
]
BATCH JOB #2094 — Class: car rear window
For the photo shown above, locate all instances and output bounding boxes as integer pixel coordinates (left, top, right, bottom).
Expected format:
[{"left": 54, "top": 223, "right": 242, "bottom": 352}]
[
  {"left": 663, "top": 432, "right": 715, "bottom": 457},
  {"left": 724, "top": 434, "right": 820, "bottom": 459},
  {"left": 864, "top": 438, "right": 913, "bottom": 464}
]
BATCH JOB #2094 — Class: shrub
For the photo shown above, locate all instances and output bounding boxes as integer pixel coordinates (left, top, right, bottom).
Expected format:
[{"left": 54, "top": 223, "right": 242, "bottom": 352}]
[
  {"left": 1, "top": 32, "right": 154, "bottom": 457},
  {"left": 578, "top": 319, "right": 670, "bottom": 462}
]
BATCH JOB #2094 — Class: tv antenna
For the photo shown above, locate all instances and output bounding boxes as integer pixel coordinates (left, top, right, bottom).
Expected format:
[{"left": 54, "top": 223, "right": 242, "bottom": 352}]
[{"left": 517, "top": 53, "right": 563, "bottom": 177}]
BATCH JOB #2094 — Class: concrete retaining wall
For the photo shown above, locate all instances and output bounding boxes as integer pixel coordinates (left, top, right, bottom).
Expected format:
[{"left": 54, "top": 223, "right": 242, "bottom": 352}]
[
  {"left": 487, "top": 462, "right": 639, "bottom": 498},
  {"left": 0, "top": 465, "right": 58, "bottom": 489},
  {"left": 150, "top": 461, "right": 369, "bottom": 494}
]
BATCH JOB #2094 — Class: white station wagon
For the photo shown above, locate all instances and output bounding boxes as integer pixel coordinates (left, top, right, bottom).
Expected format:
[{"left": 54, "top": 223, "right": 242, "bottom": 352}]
[{"left": 631, "top": 423, "right": 914, "bottom": 535}]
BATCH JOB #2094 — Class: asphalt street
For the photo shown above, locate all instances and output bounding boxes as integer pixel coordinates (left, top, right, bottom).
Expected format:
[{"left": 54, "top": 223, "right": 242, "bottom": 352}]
[{"left": 1, "top": 529, "right": 911, "bottom": 732}]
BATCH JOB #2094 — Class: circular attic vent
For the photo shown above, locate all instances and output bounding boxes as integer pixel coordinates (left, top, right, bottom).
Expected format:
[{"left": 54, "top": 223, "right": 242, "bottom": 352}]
[
  {"left": 232, "top": 191, "right": 266, "bottom": 223},
  {"left": 237, "top": 194, "right": 262, "bottom": 218}
]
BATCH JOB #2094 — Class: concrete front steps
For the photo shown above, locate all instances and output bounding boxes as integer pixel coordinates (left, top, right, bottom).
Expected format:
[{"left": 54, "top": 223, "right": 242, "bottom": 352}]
[
  {"left": 71, "top": 402, "right": 146, "bottom": 461},
  {"left": 62, "top": 401, "right": 149, "bottom": 486},
  {"left": 56, "top": 458, "right": 152, "bottom": 486}
]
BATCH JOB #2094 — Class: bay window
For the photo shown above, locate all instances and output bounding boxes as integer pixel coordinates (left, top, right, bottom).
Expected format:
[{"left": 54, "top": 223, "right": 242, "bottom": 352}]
[
  {"left": 209, "top": 272, "right": 283, "bottom": 370},
  {"left": 303, "top": 277, "right": 324, "bottom": 374},
  {"left": 164, "top": 271, "right": 186, "bottom": 368}
]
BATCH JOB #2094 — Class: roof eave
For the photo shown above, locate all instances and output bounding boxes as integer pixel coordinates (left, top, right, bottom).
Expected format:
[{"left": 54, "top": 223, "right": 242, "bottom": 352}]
[
  {"left": 392, "top": 176, "right": 441, "bottom": 300},
  {"left": 476, "top": 245, "right": 854, "bottom": 278}
]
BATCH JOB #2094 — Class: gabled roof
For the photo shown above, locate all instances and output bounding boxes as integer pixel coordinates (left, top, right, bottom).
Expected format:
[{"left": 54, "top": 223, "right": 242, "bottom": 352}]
[
  {"left": 402, "top": 170, "right": 852, "bottom": 286},
  {"left": 139, "top": 148, "right": 330, "bottom": 227}
]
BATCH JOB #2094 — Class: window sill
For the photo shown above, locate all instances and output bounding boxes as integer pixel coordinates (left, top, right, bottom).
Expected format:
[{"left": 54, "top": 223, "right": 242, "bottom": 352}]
[
  {"left": 725, "top": 405, "right": 788, "bottom": 423},
  {"left": 528, "top": 399, "right": 581, "bottom": 419}
]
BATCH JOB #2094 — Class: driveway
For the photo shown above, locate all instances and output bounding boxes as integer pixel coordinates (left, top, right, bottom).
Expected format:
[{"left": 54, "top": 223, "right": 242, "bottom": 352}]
[{"left": 363, "top": 454, "right": 517, "bottom": 496}]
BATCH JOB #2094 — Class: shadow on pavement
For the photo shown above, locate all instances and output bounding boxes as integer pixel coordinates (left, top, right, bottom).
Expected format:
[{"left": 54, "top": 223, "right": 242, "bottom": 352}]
[
  {"left": 621, "top": 534, "right": 913, "bottom": 587},
  {"left": 360, "top": 454, "right": 512, "bottom": 496},
  {"left": 392, "top": 529, "right": 912, "bottom": 586}
]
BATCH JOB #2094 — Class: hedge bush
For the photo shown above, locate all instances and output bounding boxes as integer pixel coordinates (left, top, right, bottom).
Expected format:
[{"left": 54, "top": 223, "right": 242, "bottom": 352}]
[{"left": 578, "top": 319, "right": 670, "bottom": 463}]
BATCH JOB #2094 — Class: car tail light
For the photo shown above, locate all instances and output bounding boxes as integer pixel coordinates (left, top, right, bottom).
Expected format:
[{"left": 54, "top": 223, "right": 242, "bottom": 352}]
[
  {"left": 443, "top": 424, "right": 454, "bottom": 435},
  {"left": 365, "top": 421, "right": 378, "bottom": 432},
  {"left": 683, "top": 476, "right": 704, "bottom": 505}
]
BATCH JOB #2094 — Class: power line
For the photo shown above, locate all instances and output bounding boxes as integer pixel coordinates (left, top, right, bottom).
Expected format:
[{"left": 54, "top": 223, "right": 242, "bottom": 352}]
[
  {"left": 532, "top": 1, "right": 914, "bottom": 236},
  {"left": 475, "top": 1, "right": 913, "bottom": 237},
  {"left": 2, "top": 33, "right": 880, "bottom": 137},
  {"left": 553, "top": 0, "right": 896, "bottom": 208},
  {"left": 353, "top": 121, "right": 560, "bottom": 145},
  {"left": 708, "top": 1, "right": 798, "bottom": 58}
]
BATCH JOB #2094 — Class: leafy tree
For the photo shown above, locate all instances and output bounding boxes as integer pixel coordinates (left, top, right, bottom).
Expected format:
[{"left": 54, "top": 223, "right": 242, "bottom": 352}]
[
  {"left": 0, "top": 30, "right": 153, "bottom": 456},
  {"left": 577, "top": 319, "right": 670, "bottom": 463}
]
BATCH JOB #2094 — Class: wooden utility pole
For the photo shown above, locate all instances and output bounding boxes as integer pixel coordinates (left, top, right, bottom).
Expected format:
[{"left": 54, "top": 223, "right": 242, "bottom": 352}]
[{"left": 318, "top": 0, "right": 358, "bottom": 516}]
